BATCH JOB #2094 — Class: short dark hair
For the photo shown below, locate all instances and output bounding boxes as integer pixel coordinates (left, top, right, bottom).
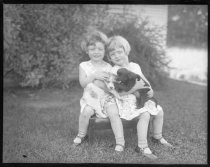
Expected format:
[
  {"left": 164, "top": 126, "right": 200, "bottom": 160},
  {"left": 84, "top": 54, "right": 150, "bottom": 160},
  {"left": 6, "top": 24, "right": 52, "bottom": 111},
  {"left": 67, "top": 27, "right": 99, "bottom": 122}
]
[{"left": 81, "top": 30, "right": 108, "bottom": 53}]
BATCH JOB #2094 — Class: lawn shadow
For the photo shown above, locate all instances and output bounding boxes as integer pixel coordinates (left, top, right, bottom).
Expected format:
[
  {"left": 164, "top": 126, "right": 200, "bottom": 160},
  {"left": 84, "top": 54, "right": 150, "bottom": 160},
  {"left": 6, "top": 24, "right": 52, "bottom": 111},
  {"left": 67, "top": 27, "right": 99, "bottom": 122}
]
[{"left": 3, "top": 78, "right": 207, "bottom": 163}]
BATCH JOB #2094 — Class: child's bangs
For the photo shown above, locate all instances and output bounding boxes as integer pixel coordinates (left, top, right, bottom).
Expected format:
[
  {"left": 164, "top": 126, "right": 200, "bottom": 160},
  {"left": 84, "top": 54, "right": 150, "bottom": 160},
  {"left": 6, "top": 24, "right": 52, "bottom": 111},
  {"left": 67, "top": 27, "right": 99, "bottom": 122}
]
[
  {"left": 88, "top": 36, "right": 105, "bottom": 46},
  {"left": 108, "top": 41, "right": 124, "bottom": 52}
]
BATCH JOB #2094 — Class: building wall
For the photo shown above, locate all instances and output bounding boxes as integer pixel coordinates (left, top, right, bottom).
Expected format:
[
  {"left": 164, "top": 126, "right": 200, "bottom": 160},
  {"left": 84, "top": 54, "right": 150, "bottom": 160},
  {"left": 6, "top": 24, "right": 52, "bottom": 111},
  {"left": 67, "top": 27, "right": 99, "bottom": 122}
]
[{"left": 108, "top": 5, "right": 168, "bottom": 27}]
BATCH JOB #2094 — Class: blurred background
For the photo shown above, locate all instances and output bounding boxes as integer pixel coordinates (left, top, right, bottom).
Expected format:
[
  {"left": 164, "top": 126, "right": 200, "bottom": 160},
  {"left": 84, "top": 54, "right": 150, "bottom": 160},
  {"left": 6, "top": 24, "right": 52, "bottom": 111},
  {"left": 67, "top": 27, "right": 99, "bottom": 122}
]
[
  {"left": 167, "top": 5, "right": 207, "bottom": 85},
  {"left": 3, "top": 4, "right": 208, "bottom": 89}
]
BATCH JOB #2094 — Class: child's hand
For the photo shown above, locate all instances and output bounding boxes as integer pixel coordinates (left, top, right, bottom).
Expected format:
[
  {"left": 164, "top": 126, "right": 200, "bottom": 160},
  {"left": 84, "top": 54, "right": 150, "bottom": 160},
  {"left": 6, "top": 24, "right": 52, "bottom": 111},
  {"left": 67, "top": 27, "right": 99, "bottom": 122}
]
[
  {"left": 109, "top": 90, "right": 122, "bottom": 100},
  {"left": 118, "top": 91, "right": 129, "bottom": 96},
  {"left": 93, "top": 71, "right": 109, "bottom": 81},
  {"left": 114, "top": 93, "right": 123, "bottom": 100},
  {"left": 147, "top": 88, "right": 154, "bottom": 98},
  {"left": 135, "top": 79, "right": 146, "bottom": 89},
  {"left": 93, "top": 80, "right": 106, "bottom": 90},
  {"left": 117, "top": 96, "right": 124, "bottom": 100}
]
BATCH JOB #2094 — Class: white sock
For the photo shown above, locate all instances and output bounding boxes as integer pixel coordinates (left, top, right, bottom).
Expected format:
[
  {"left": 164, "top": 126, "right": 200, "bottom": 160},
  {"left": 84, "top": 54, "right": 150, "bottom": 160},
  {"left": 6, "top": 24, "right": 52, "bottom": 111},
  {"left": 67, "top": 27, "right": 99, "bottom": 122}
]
[
  {"left": 153, "top": 133, "right": 162, "bottom": 140},
  {"left": 159, "top": 137, "right": 168, "bottom": 144},
  {"left": 138, "top": 140, "right": 148, "bottom": 149},
  {"left": 143, "top": 147, "right": 152, "bottom": 154}
]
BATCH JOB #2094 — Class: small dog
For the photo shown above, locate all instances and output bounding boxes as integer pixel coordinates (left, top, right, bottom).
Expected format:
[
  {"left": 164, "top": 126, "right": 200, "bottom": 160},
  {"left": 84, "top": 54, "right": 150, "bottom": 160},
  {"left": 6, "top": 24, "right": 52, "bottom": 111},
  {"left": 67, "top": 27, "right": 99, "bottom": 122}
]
[
  {"left": 104, "top": 72, "right": 116, "bottom": 90},
  {"left": 82, "top": 72, "right": 121, "bottom": 118},
  {"left": 104, "top": 72, "right": 122, "bottom": 99},
  {"left": 113, "top": 68, "right": 158, "bottom": 109}
]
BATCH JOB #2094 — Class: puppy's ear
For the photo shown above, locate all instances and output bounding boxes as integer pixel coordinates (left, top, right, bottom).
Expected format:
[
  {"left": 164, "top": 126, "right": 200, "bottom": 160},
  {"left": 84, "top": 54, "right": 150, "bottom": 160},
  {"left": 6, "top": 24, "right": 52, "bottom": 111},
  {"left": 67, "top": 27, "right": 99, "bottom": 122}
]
[
  {"left": 117, "top": 68, "right": 126, "bottom": 75},
  {"left": 117, "top": 69, "right": 122, "bottom": 76},
  {"left": 127, "top": 72, "right": 138, "bottom": 81}
]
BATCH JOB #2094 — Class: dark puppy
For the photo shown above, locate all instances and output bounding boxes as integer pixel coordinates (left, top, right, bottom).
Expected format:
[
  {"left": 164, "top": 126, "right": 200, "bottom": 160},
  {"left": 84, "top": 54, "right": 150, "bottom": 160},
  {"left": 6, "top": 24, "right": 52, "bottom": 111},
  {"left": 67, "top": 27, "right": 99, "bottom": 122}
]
[{"left": 114, "top": 68, "right": 158, "bottom": 109}]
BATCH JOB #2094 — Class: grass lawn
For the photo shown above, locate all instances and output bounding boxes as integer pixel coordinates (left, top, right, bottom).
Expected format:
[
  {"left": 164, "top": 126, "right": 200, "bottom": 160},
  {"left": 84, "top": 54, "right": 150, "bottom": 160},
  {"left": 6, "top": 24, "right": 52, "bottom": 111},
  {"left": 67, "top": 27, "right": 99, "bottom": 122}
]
[{"left": 3, "top": 78, "right": 207, "bottom": 164}]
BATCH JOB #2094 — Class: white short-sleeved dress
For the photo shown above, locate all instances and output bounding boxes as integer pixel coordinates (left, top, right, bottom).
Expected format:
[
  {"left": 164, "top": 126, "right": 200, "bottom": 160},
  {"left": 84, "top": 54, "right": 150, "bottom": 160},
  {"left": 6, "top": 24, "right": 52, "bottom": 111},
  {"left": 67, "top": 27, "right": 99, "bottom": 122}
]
[
  {"left": 111, "top": 62, "right": 162, "bottom": 120},
  {"left": 80, "top": 60, "right": 116, "bottom": 118}
]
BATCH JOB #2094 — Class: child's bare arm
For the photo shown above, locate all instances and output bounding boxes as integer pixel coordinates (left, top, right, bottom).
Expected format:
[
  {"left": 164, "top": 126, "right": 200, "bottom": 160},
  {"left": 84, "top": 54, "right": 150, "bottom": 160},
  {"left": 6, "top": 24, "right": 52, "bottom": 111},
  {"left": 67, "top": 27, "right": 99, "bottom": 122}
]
[
  {"left": 139, "top": 72, "right": 151, "bottom": 87},
  {"left": 79, "top": 66, "right": 95, "bottom": 88},
  {"left": 93, "top": 80, "right": 122, "bottom": 99},
  {"left": 138, "top": 73, "right": 154, "bottom": 97},
  {"left": 118, "top": 66, "right": 154, "bottom": 97},
  {"left": 79, "top": 66, "right": 109, "bottom": 88},
  {"left": 93, "top": 80, "right": 108, "bottom": 91},
  {"left": 118, "top": 79, "right": 148, "bottom": 96}
]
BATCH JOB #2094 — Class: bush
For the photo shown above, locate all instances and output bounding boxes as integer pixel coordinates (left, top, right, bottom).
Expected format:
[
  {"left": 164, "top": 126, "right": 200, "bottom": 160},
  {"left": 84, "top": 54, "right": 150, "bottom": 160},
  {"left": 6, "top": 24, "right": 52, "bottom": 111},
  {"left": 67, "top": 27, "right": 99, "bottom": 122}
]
[
  {"left": 4, "top": 5, "right": 170, "bottom": 89},
  {"left": 4, "top": 5, "right": 88, "bottom": 88},
  {"left": 4, "top": 5, "right": 131, "bottom": 88},
  {"left": 167, "top": 5, "right": 207, "bottom": 48}
]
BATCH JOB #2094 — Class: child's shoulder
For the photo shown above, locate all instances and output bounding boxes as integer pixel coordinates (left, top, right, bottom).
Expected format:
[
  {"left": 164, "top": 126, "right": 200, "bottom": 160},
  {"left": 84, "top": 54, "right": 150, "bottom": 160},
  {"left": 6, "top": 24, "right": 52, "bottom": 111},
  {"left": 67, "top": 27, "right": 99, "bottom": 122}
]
[
  {"left": 110, "top": 65, "right": 120, "bottom": 74},
  {"left": 103, "top": 61, "right": 113, "bottom": 72},
  {"left": 112, "top": 64, "right": 120, "bottom": 69},
  {"left": 104, "top": 61, "right": 112, "bottom": 67},
  {"left": 129, "top": 62, "right": 142, "bottom": 74},
  {"left": 79, "top": 60, "right": 90, "bottom": 66},
  {"left": 79, "top": 61, "right": 92, "bottom": 71},
  {"left": 129, "top": 62, "right": 140, "bottom": 67}
]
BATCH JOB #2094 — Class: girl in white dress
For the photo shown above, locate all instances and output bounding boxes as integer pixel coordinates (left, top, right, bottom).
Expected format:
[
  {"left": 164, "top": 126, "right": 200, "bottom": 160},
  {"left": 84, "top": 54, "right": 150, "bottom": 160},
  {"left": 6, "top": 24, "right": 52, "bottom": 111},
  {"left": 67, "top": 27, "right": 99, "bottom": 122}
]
[
  {"left": 73, "top": 30, "right": 119, "bottom": 147},
  {"left": 111, "top": 62, "right": 162, "bottom": 120},
  {"left": 107, "top": 36, "right": 172, "bottom": 159}
]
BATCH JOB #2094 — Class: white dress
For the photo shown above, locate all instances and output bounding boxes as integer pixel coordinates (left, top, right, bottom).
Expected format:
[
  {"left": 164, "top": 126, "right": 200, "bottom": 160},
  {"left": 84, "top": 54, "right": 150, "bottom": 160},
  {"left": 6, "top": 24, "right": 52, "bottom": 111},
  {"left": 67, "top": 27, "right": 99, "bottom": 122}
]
[
  {"left": 111, "top": 62, "right": 162, "bottom": 120},
  {"left": 80, "top": 61, "right": 115, "bottom": 118}
]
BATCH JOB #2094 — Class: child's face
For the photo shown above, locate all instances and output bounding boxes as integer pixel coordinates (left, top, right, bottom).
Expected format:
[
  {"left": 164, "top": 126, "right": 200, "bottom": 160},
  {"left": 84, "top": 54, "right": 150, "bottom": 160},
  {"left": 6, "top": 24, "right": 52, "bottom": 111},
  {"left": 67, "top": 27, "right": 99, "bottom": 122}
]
[
  {"left": 87, "top": 42, "right": 105, "bottom": 62},
  {"left": 109, "top": 47, "right": 129, "bottom": 66}
]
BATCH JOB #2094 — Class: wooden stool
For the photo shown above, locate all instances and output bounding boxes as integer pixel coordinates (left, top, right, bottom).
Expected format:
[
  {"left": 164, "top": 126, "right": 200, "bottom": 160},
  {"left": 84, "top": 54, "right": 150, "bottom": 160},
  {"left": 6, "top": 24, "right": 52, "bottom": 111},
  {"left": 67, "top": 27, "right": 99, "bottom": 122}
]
[{"left": 88, "top": 116, "right": 138, "bottom": 144}]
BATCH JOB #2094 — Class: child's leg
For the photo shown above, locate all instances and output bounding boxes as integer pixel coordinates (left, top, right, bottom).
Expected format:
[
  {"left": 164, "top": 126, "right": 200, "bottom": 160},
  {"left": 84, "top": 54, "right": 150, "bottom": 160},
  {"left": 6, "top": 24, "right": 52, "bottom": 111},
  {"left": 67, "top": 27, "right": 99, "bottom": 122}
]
[
  {"left": 136, "top": 111, "right": 157, "bottom": 159},
  {"left": 152, "top": 108, "right": 164, "bottom": 139},
  {"left": 74, "top": 105, "right": 94, "bottom": 144},
  {"left": 106, "top": 103, "right": 125, "bottom": 151},
  {"left": 151, "top": 108, "right": 172, "bottom": 147},
  {"left": 137, "top": 112, "right": 150, "bottom": 149}
]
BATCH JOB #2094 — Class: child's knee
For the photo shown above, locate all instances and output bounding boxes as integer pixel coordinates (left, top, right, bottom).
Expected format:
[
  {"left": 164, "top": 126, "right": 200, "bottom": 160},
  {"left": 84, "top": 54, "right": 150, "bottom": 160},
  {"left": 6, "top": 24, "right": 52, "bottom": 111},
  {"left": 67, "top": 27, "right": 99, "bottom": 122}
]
[
  {"left": 107, "top": 111, "right": 119, "bottom": 119},
  {"left": 156, "top": 108, "right": 164, "bottom": 118},
  {"left": 107, "top": 108, "right": 119, "bottom": 119},
  {"left": 81, "top": 106, "right": 94, "bottom": 118},
  {"left": 106, "top": 104, "right": 119, "bottom": 118},
  {"left": 139, "top": 112, "right": 150, "bottom": 121}
]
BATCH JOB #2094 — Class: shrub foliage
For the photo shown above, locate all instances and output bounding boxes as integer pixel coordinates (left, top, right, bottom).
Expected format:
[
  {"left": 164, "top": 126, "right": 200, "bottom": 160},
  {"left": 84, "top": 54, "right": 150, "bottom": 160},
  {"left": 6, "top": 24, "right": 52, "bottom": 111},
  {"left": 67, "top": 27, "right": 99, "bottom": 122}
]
[
  {"left": 4, "top": 4, "right": 170, "bottom": 89},
  {"left": 167, "top": 5, "right": 207, "bottom": 48}
]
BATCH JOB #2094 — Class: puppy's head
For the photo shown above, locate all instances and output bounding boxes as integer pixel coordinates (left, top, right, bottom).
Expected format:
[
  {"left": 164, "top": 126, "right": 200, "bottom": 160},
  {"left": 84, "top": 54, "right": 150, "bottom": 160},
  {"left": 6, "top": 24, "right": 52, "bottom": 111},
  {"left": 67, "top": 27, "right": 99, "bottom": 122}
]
[
  {"left": 104, "top": 72, "right": 117, "bottom": 90},
  {"left": 117, "top": 68, "right": 140, "bottom": 82},
  {"left": 115, "top": 68, "right": 141, "bottom": 92}
]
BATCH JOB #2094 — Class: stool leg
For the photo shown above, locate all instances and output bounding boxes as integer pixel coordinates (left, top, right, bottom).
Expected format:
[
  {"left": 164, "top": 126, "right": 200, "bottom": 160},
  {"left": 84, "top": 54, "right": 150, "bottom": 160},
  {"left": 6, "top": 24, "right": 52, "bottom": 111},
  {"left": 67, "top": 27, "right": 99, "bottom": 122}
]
[{"left": 88, "top": 119, "right": 95, "bottom": 145}]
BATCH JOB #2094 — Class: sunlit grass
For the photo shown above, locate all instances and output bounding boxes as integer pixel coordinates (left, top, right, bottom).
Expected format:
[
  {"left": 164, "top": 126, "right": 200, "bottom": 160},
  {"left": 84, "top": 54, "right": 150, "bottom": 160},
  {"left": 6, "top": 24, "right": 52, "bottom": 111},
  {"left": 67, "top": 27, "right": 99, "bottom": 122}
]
[{"left": 3, "top": 78, "right": 207, "bottom": 163}]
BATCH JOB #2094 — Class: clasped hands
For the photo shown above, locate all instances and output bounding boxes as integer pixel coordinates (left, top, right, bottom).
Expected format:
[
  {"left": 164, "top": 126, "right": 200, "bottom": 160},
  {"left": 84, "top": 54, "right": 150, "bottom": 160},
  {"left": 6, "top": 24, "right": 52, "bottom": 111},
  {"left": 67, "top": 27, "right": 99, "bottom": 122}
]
[{"left": 92, "top": 71, "right": 109, "bottom": 81}]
